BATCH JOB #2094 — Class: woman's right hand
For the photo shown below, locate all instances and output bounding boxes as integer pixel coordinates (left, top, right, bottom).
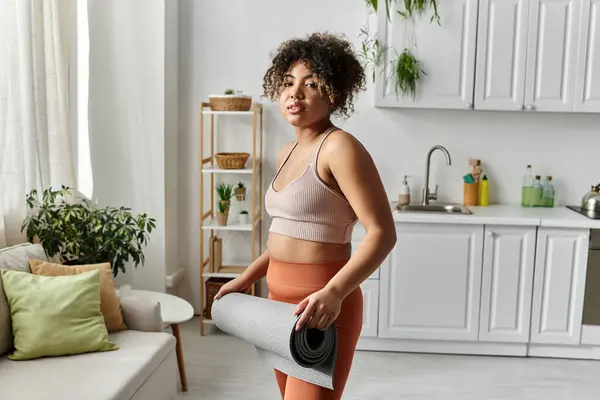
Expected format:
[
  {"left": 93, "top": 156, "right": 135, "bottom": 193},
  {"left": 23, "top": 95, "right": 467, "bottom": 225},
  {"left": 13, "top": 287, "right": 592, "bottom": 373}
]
[{"left": 214, "top": 276, "right": 253, "bottom": 300}]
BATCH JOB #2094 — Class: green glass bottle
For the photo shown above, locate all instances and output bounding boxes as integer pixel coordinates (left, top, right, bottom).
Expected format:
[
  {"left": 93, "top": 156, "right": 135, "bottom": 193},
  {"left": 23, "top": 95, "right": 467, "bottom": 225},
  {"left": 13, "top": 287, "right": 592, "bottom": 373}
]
[
  {"left": 542, "top": 175, "right": 555, "bottom": 207},
  {"left": 532, "top": 175, "right": 543, "bottom": 207},
  {"left": 521, "top": 165, "right": 534, "bottom": 207}
]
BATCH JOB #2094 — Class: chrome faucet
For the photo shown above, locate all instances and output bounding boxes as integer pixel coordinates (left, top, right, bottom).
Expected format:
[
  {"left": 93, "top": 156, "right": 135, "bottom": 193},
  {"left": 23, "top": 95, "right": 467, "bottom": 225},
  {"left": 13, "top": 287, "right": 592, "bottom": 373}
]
[{"left": 422, "top": 145, "right": 452, "bottom": 205}]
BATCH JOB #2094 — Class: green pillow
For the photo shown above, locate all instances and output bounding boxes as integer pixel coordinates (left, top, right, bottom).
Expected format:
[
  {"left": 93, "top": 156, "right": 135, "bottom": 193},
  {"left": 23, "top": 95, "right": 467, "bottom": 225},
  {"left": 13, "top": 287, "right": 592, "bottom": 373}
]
[{"left": 0, "top": 268, "right": 118, "bottom": 360}]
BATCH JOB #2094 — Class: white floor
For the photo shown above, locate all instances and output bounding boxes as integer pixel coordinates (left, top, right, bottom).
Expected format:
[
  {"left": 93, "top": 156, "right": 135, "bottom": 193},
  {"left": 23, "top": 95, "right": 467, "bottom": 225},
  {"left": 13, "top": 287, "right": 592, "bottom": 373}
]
[{"left": 176, "top": 317, "right": 600, "bottom": 399}]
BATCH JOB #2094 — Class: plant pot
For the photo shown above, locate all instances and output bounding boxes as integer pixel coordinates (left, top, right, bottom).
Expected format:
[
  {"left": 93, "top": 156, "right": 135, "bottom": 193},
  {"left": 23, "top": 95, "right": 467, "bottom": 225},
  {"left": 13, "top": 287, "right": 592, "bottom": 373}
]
[
  {"left": 216, "top": 212, "right": 228, "bottom": 226},
  {"left": 238, "top": 213, "right": 249, "bottom": 225},
  {"left": 234, "top": 187, "right": 246, "bottom": 201}
]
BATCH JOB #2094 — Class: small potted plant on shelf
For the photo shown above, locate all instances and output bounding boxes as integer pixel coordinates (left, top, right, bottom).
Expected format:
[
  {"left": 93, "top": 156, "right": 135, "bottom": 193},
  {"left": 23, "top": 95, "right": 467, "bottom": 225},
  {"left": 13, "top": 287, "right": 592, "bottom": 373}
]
[
  {"left": 238, "top": 210, "right": 249, "bottom": 225},
  {"left": 216, "top": 201, "right": 229, "bottom": 226},
  {"left": 215, "top": 183, "right": 233, "bottom": 226},
  {"left": 208, "top": 89, "right": 252, "bottom": 112},
  {"left": 234, "top": 181, "right": 246, "bottom": 201}
]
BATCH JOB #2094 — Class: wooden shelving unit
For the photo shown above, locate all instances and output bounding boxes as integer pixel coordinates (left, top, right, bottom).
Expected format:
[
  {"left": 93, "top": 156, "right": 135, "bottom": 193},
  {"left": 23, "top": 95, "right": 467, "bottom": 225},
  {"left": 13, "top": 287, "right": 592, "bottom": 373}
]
[{"left": 198, "top": 102, "right": 264, "bottom": 335}]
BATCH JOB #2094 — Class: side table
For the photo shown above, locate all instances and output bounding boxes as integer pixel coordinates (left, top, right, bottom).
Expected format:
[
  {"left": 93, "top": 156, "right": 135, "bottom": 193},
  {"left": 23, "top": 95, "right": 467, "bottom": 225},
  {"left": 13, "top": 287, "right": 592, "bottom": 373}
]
[{"left": 124, "top": 289, "right": 194, "bottom": 392}]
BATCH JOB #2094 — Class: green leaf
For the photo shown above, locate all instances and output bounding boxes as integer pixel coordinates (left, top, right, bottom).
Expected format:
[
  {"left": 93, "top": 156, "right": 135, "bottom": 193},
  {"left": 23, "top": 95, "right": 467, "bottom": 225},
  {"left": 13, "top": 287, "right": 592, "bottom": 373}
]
[
  {"left": 385, "top": 0, "right": 392, "bottom": 21},
  {"left": 20, "top": 186, "right": 155, "bottom": 277},
  {"left": 394, "top": 48, "right": 426, "bottom": 100}
]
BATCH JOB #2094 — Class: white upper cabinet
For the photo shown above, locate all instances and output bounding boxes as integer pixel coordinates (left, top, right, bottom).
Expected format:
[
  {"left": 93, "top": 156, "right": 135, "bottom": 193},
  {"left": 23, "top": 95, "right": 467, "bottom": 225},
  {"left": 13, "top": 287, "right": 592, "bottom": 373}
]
[
  {"left": 574, "top": 0, "right": 600, "bottom": 112},
  {"left": 374, "top": 0, "right": 479, "bottom": 109},
  {"left": 474, "top": 0, "right": 531, "bottom": 111},
  {"left": 524, "top": 0, "right": 582, "bottom": 112},
  {"left": 374, "top": 0, "right": 599, "bottom": 112},
  {"left": 475, "top": 0, "right": 583, "bottom": 112}
]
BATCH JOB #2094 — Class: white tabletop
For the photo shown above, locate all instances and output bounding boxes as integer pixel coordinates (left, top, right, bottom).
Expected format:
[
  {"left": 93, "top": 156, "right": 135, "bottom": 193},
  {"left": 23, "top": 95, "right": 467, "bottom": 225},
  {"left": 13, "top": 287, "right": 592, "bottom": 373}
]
[{"left": 123, "top": 289, "right": 194, "bottom": 324}]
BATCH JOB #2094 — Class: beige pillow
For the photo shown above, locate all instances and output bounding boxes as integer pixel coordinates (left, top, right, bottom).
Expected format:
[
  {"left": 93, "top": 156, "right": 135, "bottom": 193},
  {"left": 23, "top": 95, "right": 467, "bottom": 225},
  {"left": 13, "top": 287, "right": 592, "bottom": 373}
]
[{"left": 29, "top": 259, "right": 127, "bottom": 333}]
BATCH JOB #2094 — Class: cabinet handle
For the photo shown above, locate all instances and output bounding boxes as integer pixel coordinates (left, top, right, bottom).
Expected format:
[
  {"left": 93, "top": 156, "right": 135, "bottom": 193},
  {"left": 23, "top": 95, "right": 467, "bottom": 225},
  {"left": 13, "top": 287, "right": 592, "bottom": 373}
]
[
  {"left": 468, "top": 102, "right": 473, "bottom": 109},
  {"left": 525, "top": 105, "right": 535, "bottom": 111},
  {"left": 487, "top": 231, "right": 494, "bottom": 236},
  {"left": 519, "top": 104, "right": 525, "bottom": 110}
]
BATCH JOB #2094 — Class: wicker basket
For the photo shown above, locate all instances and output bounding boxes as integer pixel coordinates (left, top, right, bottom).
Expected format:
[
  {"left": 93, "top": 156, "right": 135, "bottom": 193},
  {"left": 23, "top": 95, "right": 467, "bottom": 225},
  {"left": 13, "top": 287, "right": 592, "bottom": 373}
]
[
  {"left": 209, "top": 95, "right": 252, "bottom": 111},
  {"left": 215, "top": 152, "right": 250, "bottom": 169},
  {"left": 204, "top": 277, "right": 252, "bottom": 320},
  {"left": 204, "top": 277, "right": 231, "bottom": 320}
]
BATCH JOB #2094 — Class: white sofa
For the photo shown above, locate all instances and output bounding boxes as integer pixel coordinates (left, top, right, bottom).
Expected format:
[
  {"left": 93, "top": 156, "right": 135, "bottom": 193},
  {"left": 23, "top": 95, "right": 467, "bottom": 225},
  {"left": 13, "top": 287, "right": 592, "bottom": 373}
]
[{"left": 0, "top": 243, "right": 178, "bottom": 400}]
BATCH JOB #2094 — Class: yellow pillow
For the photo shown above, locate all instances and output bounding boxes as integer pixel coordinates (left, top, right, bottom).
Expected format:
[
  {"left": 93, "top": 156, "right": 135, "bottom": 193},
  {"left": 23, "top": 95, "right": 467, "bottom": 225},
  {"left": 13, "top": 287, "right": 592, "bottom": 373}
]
[{"left": 29, "top": 259, "right": 127, "bottom": 333}]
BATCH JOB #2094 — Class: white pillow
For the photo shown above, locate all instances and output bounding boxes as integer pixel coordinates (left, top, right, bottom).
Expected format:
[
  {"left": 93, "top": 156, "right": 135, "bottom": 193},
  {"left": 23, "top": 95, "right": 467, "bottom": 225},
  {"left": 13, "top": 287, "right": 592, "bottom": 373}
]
[{"left": 119, "top": 296, "right": 163, "bottom": 333}]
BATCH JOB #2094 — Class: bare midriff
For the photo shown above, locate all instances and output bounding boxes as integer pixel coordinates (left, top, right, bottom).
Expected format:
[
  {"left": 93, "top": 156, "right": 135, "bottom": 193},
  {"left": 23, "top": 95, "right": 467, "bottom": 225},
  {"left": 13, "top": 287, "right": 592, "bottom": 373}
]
[{"left": 267, "top": 232, "right": 351, "bottom": 264}]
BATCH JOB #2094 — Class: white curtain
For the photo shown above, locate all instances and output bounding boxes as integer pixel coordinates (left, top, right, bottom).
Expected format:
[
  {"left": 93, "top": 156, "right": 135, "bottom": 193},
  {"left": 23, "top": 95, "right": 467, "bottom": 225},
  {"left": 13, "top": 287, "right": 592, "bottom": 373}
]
[{"left": 0, "top": 0, "right": 75, "bottom": 247}]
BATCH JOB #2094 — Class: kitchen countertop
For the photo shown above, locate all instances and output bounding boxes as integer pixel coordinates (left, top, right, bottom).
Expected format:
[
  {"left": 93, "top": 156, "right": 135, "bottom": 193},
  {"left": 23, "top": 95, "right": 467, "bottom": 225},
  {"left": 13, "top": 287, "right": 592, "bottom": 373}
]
[{"left": 390, "top": 204, "right": 600, "bottom": 229}]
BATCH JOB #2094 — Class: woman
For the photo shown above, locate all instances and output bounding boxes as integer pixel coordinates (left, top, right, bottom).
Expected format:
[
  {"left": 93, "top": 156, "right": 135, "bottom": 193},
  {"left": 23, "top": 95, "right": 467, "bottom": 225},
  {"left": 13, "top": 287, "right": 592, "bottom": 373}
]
[{"left": 214, "top": 32, "right": 396, "bottom": 400}]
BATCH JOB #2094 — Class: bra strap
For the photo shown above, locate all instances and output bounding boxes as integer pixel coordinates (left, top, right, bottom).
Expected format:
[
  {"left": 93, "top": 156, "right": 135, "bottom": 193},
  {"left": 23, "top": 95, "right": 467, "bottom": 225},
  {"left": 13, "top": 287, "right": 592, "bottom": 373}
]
[
  {"left": 310, "top": 126, "right": 337, "bottom": 164},
  {"left": 271, "top": 141, "right": 299, "bottom": 183}
]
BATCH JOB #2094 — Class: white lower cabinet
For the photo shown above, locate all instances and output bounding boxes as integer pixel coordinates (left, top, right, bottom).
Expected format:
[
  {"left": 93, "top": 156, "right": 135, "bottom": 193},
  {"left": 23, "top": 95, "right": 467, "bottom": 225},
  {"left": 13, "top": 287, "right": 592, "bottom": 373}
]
[
  {"left": 529, "top": 227, "right": 590, "bottom": 345},
  {"left": 360, "top": 221, "right": 595, "bottom": 359},
  {"left": 479, "top": 225, "right": 537, "bottom": 343},
  {"left": 353, "top": 226, "right": 384, "bottom": 338},
  {"left": 378, "top": 223, "right": 484, "bottom": 341},
  {"left": 360, "top": 280, "right": 379, "bottom": 338}
]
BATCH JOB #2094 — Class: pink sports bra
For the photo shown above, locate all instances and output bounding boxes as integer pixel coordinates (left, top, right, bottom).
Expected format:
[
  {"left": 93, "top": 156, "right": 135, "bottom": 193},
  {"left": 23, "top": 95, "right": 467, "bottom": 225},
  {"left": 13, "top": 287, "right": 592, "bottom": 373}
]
[{"left": 264, "top": 127, "right": 358, "bottom": 244}]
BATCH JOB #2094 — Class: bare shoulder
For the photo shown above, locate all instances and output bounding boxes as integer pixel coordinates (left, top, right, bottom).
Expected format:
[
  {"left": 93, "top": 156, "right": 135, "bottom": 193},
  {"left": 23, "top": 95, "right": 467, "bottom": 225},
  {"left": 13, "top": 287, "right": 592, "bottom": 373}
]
[
  {"left": 322, "top": 128, "right": 392, "bottom": 233},
  {"left": 321, "top": 129, "right": 372, "bottom": 164},
  {"left": 276, "top": 142, "right": 296, "bottom": 170}
]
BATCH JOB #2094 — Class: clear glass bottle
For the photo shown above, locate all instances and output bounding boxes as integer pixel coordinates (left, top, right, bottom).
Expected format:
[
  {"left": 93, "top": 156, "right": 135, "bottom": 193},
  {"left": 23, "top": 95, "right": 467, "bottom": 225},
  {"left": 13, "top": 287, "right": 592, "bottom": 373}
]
[
  {"left": 532, "top": 175, "right": 543, "bottom": 207},
  {"left": 542, "top": 175, "right": 555, "bottom": 207},
  {"left": 521, "top": 165, "right": 534, "bottom": 207}
]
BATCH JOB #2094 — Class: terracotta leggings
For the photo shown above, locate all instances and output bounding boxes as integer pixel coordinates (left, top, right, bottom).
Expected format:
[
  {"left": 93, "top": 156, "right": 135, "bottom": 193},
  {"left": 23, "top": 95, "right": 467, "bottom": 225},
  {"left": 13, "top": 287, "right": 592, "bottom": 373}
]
[{"left": 266, "top": 258, "right": 363, "bottom": 400}]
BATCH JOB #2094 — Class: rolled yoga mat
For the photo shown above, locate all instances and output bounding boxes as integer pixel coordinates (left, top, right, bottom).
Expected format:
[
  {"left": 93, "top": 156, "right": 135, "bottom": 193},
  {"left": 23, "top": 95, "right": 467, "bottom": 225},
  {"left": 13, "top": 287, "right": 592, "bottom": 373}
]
[{"left": 211, "top": 292, "right": 338, "bottom": 390}]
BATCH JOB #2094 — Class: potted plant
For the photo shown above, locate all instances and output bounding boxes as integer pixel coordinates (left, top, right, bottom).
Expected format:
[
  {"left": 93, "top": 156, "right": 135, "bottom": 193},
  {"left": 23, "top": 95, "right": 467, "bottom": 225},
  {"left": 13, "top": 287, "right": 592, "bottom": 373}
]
[
  {"left": 238, "top": 210, "right": 249, "bottom": 225},
  {"left": 21, "top": 186, "right": 156, "bottom": 277},
  {"left": 234, "top": 181, "right": 247, "bottom": 201},
  {"left": 215, "top": 183, "right": 233, "bottom": 225},
  {"left": 216, "top": 200, "right": 229, "bottom": 226},
  {"left": 208, "top": 89, "right": 252, "bottom": 111}
]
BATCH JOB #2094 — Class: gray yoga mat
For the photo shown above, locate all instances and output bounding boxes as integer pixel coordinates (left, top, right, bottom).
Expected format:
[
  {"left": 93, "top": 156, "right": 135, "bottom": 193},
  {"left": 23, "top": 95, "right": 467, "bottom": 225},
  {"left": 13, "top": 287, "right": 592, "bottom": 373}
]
[{"left": 211, "top": 292, "right": 338, "bottom": 389}]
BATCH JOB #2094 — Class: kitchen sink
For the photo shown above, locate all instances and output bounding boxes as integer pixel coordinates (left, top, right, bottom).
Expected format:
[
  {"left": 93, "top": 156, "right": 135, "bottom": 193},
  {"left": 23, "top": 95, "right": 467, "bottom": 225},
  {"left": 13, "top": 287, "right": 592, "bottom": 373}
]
[{"left": 394, "top": 203, "right": 472, "bottom": 215}]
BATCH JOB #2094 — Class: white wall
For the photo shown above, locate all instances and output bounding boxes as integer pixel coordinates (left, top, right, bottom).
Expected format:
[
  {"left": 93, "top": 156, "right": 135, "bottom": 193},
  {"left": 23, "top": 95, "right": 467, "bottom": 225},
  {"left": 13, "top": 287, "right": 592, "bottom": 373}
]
[
  {"left": 177, "top": 0, "right": 600, "bottom": 312},
  {"left": 87, "top": 0, "right": 179, "bottom": 291},
  {"left": 164, "top": 0, "right": 180, "bottom": 290}
]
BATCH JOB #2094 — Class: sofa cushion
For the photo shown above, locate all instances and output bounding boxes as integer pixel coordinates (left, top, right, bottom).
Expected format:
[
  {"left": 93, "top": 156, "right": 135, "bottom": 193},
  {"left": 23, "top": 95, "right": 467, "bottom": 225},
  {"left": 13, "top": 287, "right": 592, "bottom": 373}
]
[
  {"left": 119, "top": 295, "right": 163, "bottom": 333},
  {"left": 1, "top": 269, "right": 119, "bottom": 360},
  {"left": 0, "top": 330, "right": 176, "bottom": 400},
  {"left": 0, "top": 243, "right": 47, "bottom": 272},
  {"left": 0, "top": 243, "right": 48, "bottom": 355},
  {"left": 29, "top": 259, "right": 127, "bottom": 333}
]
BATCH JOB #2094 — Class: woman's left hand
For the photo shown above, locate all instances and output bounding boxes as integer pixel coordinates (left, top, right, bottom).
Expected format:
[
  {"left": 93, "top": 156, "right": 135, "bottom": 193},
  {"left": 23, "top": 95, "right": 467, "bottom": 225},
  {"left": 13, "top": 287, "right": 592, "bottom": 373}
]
[{"left": 294, "top": 287, "right": 343, "bottom": 331}]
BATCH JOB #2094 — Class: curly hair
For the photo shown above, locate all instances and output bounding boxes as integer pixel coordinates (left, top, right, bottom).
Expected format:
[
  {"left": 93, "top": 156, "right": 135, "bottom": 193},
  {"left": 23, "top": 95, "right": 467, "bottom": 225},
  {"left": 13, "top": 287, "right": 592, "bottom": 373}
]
[{"left": 262, "top": 32, "right": 367, "bottom": 119}]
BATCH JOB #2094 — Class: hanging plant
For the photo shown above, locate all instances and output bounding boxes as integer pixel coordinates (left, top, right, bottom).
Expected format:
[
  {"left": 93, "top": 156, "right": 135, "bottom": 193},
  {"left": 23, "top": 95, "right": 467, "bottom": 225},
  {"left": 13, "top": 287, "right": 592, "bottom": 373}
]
[
  {"left": 395, "top": 48, "right": 426, "bottom": 99},
  {"left": 397, "top": 0, "right": 441, "bottom": 25},
  {"left": 359, "top": 27, "right": 386, "bottom": 83},
  {"left": 359, "top": 0, "right": 441, "bottom": 98}
]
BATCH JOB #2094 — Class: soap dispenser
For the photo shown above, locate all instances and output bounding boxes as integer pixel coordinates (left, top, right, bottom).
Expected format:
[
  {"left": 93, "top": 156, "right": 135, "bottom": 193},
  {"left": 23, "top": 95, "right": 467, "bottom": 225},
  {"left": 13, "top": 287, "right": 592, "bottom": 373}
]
[{"left": 398, "top": 175, "right": 411, "bottom": 206}]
